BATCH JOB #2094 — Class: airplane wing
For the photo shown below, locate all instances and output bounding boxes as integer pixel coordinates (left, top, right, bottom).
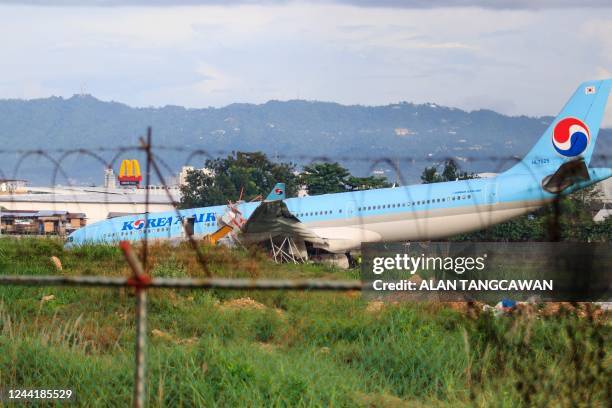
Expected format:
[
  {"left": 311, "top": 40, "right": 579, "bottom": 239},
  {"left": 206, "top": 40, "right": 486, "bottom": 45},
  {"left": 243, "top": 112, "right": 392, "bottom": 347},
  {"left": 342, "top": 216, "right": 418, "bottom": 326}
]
[
  {"left": 214, "top": 182, "right": 326, "bottom": 246},
  {"left": 240, "top": 199, "right": 327, "bottom": 245}
]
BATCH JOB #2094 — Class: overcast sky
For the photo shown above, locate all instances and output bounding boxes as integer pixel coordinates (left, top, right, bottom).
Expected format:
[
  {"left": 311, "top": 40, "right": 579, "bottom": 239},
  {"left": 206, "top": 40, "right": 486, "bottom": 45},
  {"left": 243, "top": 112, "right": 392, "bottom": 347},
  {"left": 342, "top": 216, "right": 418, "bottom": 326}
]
[{"left": 0, "top": 0, "right": 611, "bottom": 124}]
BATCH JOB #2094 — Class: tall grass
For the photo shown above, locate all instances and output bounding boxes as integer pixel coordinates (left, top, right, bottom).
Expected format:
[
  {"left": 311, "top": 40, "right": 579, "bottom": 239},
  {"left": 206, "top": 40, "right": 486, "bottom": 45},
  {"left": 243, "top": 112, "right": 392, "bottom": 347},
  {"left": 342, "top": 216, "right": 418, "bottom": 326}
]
[{"left": 0, "top": 238, "right": 609, "bottom": 406}]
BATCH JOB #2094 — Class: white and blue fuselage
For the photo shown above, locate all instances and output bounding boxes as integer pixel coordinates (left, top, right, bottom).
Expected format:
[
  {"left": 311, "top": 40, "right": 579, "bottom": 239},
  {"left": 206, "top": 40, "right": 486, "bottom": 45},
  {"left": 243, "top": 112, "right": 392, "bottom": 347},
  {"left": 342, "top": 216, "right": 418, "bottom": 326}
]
[
  {"left": 65, "top": 168, "right": 612, "bottom": 252},
  {"left": 66, "top": 79, "right": 612, "bottom": 251}
]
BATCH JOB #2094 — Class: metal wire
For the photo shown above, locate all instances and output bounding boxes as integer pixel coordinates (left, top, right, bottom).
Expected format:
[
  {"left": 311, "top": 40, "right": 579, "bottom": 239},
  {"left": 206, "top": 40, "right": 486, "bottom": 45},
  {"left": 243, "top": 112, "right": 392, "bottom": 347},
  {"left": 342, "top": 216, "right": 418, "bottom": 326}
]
[
  {"left": 0, "top": 128, "right": 609, "bottom": 407},
  {"left": 0, "top": 275, "right": 363, "bottom": 291}
]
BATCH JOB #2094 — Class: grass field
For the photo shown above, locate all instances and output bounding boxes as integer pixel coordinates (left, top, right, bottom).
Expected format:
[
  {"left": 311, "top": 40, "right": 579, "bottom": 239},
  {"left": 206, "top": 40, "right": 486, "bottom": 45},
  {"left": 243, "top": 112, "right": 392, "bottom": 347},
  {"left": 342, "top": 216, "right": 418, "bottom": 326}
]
[{"left": 0, "top": 238, "right": 609, "bottom": 407}]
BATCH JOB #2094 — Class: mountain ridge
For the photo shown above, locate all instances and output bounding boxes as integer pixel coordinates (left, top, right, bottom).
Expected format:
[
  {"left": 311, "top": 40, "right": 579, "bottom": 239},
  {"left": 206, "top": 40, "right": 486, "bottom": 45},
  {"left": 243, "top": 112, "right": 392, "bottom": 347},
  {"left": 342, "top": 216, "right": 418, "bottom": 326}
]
[{"left": 0, "top": 94, "right": 609, "bottom": 185}]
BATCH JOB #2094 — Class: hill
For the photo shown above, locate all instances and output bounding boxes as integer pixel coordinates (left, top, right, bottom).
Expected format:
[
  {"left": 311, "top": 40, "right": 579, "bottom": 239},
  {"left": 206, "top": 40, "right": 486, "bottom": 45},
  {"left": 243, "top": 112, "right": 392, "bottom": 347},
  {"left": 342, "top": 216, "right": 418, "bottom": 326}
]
[{"left": 0, "top": 95, "right": 610, "bottom": 185}]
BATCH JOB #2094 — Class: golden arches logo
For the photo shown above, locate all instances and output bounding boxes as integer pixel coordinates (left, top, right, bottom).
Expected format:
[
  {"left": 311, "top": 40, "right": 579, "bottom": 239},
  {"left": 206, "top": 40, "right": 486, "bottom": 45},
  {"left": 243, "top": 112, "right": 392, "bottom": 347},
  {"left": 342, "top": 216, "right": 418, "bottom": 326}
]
[{"left": 118, "top": 159, "right": 142, "bottom": 185}]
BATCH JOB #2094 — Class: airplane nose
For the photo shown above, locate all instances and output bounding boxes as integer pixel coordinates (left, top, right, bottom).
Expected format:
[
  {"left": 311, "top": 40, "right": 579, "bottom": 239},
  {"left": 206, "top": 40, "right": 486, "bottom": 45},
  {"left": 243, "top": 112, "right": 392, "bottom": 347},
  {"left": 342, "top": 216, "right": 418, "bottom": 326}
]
[{"left": 64, "top": 234, "right": 75, "bottom": 249}]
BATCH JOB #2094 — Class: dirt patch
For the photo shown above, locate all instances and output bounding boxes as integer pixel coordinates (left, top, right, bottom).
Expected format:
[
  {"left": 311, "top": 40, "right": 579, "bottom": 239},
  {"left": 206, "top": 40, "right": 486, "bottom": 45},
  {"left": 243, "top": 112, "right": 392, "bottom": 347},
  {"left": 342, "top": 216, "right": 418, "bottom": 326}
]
[
  {"left": 220, "top": 297, "right": 267, "bottom": 311},
  {"left": 365, "top": 301, "right": 386, "bottom": 313},
  {"left": 540, "top": 302, "right": 607, "bottom": 320},
  {"left": 441, "top": 301, "right": 609, "bottom": 321},
  {"left": 444, "top": 301, "right": 486, "bottom": 313},
  {"left": 354, "top": 391, "right": 409, "bottom": 407},
  {"left": 50, "top": 256, "right": 62, "bottom": 271},
  {"left": 344, "top": 290, "right": 360, "bottom": 299},
  {"left": 257, "top": 342, "right": 277, "bottom": 353},
  {"left": 151, "top": 329, "right": 198, "bottom": 345}
]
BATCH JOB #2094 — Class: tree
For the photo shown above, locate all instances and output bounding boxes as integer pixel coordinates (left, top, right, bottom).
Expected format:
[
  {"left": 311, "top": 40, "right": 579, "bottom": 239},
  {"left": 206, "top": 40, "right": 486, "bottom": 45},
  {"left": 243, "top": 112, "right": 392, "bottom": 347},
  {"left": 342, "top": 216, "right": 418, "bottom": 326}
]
[
  {"left": 299, "top": 163, "right": 349, "bottom": 195},
  {"left": 346, "top": 175, "right": 392, "bottom": 191},
  {"left": 179, "top": 152, "right": 298, "bottom": 208},
  {"left": 299, "top": 162, "right": 391, "bottom": 195},
  {"left": 452, "top": 186, "right": 611, "bottom": 242},
  {"left": 421, "top": 159, "right": 476, "bottom": 184},
  {"left": 548, "top": 186, "right": 608, "bottom": 241},
  {"left": 420, "top": 166, "right": 443, "bottom": 184}
]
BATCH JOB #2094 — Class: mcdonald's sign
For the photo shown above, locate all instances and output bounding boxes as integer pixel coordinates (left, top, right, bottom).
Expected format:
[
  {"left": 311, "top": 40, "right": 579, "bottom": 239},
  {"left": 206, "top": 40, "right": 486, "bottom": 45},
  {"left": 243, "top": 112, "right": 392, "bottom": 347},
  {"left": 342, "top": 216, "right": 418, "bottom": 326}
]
[{"left": 118, "top": 159, "right": 142, "bottom": 186}]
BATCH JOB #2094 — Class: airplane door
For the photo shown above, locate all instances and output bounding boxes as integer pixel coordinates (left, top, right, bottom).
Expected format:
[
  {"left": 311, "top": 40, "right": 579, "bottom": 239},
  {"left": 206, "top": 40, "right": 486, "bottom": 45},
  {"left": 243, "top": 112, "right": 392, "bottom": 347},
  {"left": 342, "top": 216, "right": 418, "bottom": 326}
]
[
  {"left": 485, "top": 182, "right": 499, "bottom": 204},
  {"left": 345, "top": 201, "right": 357, "bottom": 218},
  {"left": 182, "top": 216, "right": 196, "bottom": 238}
]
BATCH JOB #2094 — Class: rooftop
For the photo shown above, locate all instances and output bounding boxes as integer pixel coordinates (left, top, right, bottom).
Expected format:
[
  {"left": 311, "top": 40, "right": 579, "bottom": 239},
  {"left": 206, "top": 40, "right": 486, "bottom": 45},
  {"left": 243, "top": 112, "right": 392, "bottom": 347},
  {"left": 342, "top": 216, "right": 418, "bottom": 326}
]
[{"left": 0, "top": 185, "right": 181, "bottom": 204}]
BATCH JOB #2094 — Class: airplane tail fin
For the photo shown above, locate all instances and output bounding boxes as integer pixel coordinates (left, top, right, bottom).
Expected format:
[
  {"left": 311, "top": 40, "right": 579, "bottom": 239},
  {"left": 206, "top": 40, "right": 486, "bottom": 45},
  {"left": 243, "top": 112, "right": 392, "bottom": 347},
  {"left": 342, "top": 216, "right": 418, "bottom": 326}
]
[
  {"left": 506, "top": 79, "right": 611, "bottom": 175},
  {"left": 265, "top": 183, "right": 286, "bottom": 201}
]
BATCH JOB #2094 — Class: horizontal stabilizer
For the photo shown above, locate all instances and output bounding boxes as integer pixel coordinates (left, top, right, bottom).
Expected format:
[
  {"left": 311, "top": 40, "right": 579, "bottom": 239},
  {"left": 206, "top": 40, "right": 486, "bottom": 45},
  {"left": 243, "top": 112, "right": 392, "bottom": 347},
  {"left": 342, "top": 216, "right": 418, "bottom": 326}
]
[{"left": 542, "top": 158, "right": 590, "bottom": 194}]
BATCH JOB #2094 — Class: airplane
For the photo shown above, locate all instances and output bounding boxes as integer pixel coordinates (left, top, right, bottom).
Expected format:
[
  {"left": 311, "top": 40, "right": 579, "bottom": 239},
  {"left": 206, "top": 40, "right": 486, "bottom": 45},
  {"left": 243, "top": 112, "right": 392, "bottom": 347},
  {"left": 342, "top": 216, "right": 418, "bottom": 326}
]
[{"left": 66, "top": 79, "right": 612, "bottom": 263}]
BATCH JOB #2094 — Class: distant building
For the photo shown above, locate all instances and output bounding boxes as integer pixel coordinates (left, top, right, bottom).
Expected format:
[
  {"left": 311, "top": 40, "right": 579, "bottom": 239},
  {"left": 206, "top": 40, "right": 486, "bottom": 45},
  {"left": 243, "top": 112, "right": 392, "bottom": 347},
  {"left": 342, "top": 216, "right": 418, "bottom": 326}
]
[
  {"left": 297, "top": 185, "right": 309, "bottom": 197},
  {"left": 0, "top": 179, "right": 27, "bottom": 194},
  {"left": 592, "top": 178, "right": 612, "bottom": 223},
  {"left": 594, "top": 177, "right": 612, "bottom": 204},
  {"left": 179, "top": 166, "right": 213, "bottom": 186},
  {"left": 179, "top": 166, "right": 194, "bottom": 185},
  {"left": 0, "top": 186, "right": 181, "bottom": 224},
  {"left": 0, "top": 210, "right": 86, "bottom": 236},
  {"left": 104, "top": 168, "right": 116, "bottom": 189},
  {"left": 593, "top": 209, "right": 611, "bottom": 223}
]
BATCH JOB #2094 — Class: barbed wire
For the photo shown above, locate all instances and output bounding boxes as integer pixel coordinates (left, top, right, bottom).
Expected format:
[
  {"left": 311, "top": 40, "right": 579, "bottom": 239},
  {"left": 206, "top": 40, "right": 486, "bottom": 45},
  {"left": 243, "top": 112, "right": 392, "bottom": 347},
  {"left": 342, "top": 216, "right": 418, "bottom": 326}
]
[
  {"left": 0, "top": 275, "right": 364, "bottom": 291},
  {"left": 1, "top": 139, "right": 607, "bottom": 240},
  {"left": 0, "top": 145, "right": 608, "bottom": 164},
  {"left": 0, "top": 127, "right": 610, "bottom": 407}
]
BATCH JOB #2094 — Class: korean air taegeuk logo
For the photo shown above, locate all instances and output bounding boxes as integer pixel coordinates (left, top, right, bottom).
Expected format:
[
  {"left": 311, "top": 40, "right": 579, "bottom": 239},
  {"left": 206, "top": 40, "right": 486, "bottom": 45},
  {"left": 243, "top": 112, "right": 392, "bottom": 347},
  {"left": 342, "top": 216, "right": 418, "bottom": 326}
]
[{"left": 552, "top": 117, "right": 590, "bottom": 157}]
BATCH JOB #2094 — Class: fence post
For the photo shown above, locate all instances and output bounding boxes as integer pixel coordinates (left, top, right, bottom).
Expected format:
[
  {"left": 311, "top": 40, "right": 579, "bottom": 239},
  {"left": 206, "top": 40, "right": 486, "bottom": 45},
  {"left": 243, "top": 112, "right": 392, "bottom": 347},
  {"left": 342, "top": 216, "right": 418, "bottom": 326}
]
[
  {"left": 142, "top": 127, "right": 152, "bottom": 269},
  {"left": 120, "top": 241, "right": 150, "bottom": 408}
]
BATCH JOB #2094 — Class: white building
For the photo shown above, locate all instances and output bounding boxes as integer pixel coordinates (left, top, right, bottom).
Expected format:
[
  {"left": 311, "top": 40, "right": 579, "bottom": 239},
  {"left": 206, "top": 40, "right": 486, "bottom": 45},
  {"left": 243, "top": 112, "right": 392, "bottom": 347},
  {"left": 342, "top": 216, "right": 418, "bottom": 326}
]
[
  {"left": 592, "top": 178, "right": 612, "bottom": 223},
  {"left": 593, "top": 209, "right": 611, "bottom": 222},
  {"left": 594, "top": 177, "right": 612, "bottom": 204},
  {"left": 0, "top": 186, "right": 181, "bottom": 224},
  {"left": 0, "top": 179, "right": 27, "bottom": 193},
  {"left": 179, "top": 166, "right": 213, "bottom": 186},
  {"left": 104, "top": 168, "right": 116, "bottom": 189}
]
